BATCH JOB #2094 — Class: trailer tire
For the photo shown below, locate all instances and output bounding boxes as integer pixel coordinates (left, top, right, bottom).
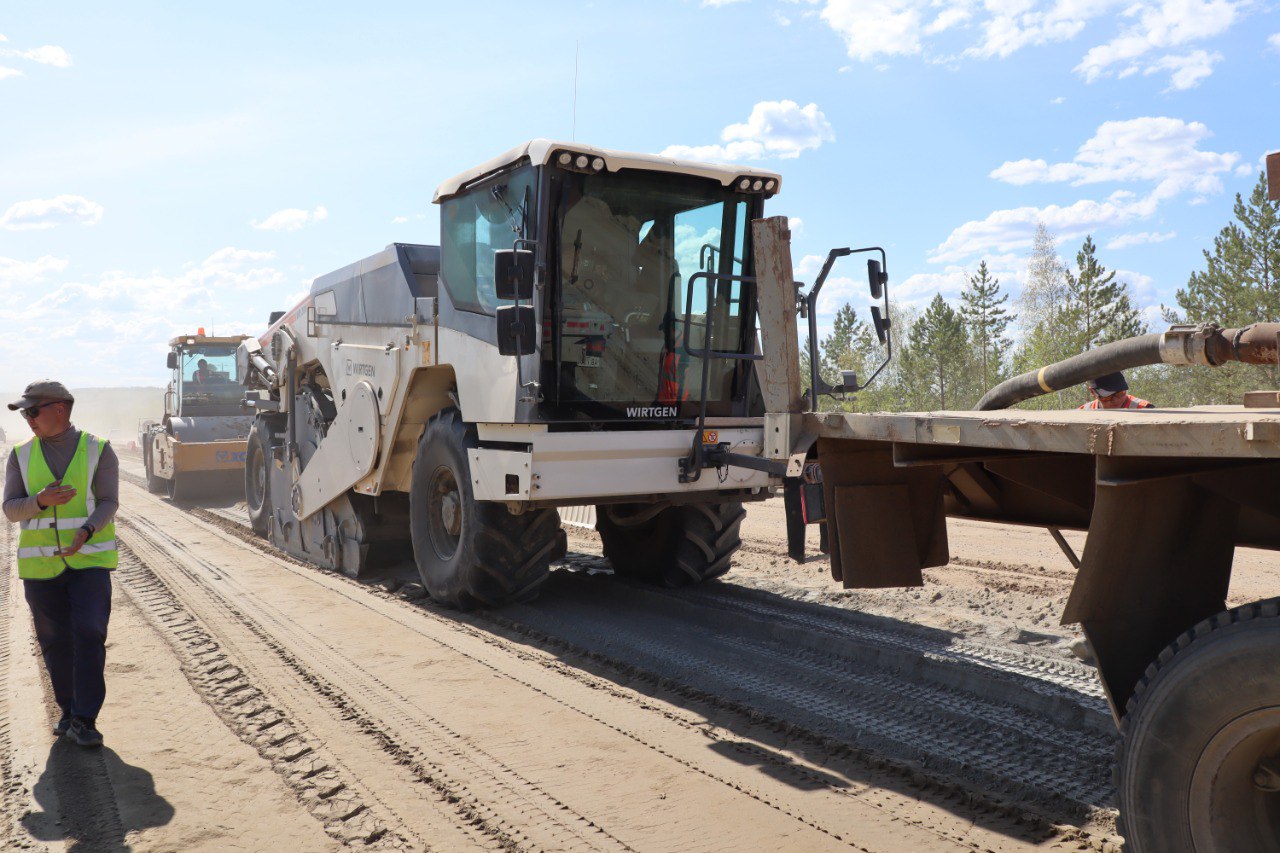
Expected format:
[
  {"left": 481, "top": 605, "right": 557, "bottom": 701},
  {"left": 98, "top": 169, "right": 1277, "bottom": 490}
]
[
  {"left": 597, "top": 501, "right": 744, "bottom": 587},
  {"left": 409, "top": 408, "right": 561, "bottom": 610},
  {"left": 1115, "top": 597, "right": 1280, "bottom": 852},
  {"left": 245, "top": 420, "right": 272, "bottom": 537}
]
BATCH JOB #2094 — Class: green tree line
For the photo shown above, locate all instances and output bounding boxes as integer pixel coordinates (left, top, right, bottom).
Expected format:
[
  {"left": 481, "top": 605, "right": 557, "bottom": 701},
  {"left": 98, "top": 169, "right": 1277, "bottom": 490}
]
[{"left": 811, "top": 173, "right": 1280, "bottom": 412}]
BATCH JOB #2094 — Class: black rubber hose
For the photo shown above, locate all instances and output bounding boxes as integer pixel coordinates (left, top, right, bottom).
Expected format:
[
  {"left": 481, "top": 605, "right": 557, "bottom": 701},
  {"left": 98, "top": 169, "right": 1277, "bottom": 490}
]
[{"left": 975, "top": 333, "right": 1163, "bottom": 411}]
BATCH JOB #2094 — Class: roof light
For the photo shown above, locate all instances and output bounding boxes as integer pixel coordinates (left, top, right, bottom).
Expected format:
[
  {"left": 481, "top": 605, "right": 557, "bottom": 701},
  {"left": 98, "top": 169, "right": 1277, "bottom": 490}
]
[
  {"left": 591, "top": 157, "right": 604, "bottom": 171},
  {"left": 558, "top": 152, "right": 572, "bottom": 165},
  {"left": 575, "top": 155, "right": 589, "bottom": 169},
  {"left": 752, "top": 179, "right": 763, "bottom": 191},
  {"left": 738, "top": 178, "right": 750, "bottom": 190},
  {"left": 765, "top": 180, "right": 776, "bottom": 191}
]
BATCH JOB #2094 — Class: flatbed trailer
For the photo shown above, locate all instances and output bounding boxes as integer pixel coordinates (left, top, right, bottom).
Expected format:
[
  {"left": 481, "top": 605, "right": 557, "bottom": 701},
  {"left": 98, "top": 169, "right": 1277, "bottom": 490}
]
[{"left": 783, "top": 404, "right": 1280, "bottom": 848}]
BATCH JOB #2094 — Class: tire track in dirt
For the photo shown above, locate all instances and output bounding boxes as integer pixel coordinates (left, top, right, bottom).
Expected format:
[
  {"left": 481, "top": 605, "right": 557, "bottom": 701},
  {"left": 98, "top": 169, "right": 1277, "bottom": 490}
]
[
  {"left": 0, "top": 517, "right": 15, "bottom": 836},
  {"left": 181, "top": 498, "right": 1117, "bottom": 846},
  {"left": 119, "top": 466, "right": 1123, "bottom": 848},
  {"left": 114, "top": 542, "right": 416, "bottom": 849},
  {"left": 116, "top": 480, "right": 1088, "bottom": 851}
]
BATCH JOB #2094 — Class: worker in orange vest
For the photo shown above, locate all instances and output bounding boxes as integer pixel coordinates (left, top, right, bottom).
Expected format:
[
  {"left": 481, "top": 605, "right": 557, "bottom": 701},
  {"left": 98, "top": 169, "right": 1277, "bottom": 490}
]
[{"left": 1079, "top": 371, "right": 1154, "bottom": 409}]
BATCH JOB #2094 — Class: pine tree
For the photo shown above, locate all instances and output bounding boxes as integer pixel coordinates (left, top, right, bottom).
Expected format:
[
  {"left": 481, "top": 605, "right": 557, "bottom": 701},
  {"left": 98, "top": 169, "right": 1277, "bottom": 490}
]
[
  {"left": 959, "top": 260, "right": 1013, "bottom": 393},
  {"left": 1174, "top": 172, "right": 1280, "bottom": 402},
  {"left": 1059, "top": 234, "right": 1148, "bottom": 348},
  {"left": 899, "top": 294, "right": 971, "bottom": 410}
]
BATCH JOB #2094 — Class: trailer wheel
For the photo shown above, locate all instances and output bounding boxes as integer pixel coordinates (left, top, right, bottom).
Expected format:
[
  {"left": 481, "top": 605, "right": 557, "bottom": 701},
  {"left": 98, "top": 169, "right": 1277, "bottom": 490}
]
[
  {"left": 1116, "top": 597, "right": 1280, "bottom": 852},
  {"left": 597, "top": 501, "right": 744, "bottom": 586},
  {"left": 409, "top": 408, "right": 561, "bottom": 610},
  {"left": 245, "top": 421, "right": 272, "bottom": 536},
  {"left": 143, "top": 439, "right": 165, "bottom": 494}
]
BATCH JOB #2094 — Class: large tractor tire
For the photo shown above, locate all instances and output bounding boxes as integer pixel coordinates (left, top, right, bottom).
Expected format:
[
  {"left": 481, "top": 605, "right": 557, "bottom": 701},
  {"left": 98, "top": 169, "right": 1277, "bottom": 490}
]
[
  {"left": 596, "top": 501, "right": 745, "bottom": 587},
  {"left": 409, "top": 408, "right": 563, "bottom": 610},
  {"left": 1116, "top": 597, "right": 1280, "bottom": 852},
  {"left": 143, "top": 439, "right": 165, "bottom": 494},
  {"left": 245, "top": 420, "right": 272, "bottom": 537}
]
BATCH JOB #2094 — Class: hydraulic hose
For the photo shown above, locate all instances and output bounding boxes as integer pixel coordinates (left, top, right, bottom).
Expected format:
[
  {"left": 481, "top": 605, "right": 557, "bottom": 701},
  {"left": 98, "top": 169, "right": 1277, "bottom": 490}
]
[{"left": 975, "top": 322, "right": 1280, "bottom": 411}]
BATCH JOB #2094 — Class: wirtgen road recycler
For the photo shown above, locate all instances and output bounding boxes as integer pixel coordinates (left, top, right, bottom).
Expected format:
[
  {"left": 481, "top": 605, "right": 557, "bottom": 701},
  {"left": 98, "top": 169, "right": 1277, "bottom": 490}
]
[{"left": 237, "top": 141, "right": 812, "bottom": 608}]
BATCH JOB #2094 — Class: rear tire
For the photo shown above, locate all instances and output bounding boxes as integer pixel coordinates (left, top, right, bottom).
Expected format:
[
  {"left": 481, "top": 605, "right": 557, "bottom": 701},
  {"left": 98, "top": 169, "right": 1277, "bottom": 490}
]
[
  {"left": 1116, "top": 598, "right": 1280, "bottom": 852},
  {"left": 245, "top": 420, "right": 272, "bottom": 536},
  {"left": 596, "top": 501, "right": 744, "bottom": 586},
  {"left": 409, "top": 408, "right": 562, "bottom": 610}
]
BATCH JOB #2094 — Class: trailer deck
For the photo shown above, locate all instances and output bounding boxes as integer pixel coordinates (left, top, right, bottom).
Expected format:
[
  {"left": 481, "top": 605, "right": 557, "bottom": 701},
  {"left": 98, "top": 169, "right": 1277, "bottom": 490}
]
[{"left": 795, "top": 405, "right": 1280, "bottom": 718}]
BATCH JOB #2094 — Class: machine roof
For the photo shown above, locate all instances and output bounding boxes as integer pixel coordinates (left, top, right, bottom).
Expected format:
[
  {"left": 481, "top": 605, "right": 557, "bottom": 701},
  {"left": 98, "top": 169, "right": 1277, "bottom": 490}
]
[{"left": 432, "top": 139, "right": 782, "bottom": 202}]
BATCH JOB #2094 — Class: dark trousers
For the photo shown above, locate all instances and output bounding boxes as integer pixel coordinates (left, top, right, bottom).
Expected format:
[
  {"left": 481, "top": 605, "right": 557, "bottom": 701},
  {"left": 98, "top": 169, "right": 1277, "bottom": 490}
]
[{"left": 23, "top": 567, "right": 112, "bottom": 723}]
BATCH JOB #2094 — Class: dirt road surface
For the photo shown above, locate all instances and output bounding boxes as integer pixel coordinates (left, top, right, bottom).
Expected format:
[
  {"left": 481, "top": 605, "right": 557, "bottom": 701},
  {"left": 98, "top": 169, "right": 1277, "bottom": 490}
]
[{"left": 1, "top": 449, "right": 1274, "bottom": 850}]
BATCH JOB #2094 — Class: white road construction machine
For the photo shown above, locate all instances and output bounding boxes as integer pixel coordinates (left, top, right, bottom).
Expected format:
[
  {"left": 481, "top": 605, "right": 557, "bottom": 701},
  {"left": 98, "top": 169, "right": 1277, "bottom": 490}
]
[
  {"left": 143, "top": 331, "right": 254, "bottom": 501},
  {"left": 237, "top": 141, "right": 809, "bottom": 608}
]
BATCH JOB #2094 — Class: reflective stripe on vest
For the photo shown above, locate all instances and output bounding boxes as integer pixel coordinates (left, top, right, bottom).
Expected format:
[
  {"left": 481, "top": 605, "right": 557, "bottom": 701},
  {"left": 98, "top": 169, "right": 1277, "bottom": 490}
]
[{"left": 15, "top": 432, "right": 118, "bottom": 579}]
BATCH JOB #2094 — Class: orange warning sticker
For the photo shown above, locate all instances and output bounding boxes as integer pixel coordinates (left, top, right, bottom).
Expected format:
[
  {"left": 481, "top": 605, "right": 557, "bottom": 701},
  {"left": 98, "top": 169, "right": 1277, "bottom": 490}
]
[{"left": 701, "top": 430, "right": 719, "bottom": 444}]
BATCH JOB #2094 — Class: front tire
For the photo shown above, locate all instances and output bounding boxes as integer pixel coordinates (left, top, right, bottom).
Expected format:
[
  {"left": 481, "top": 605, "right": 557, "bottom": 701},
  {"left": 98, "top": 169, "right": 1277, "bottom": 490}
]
[
  {"left": 245, "top": 420, "right": 272, "bottom": 536},
  {"left": 1116, "top": 598, "right": 1280, "bottom": 852},
  {"left": 409, "top": 408, "right": 562, "bottom": 610},
  {"left": 596, "top": 501, "right": 744, "bottom": 587},
  {"left": 143, "top": 438, "right": 165, "bottom": 494}
]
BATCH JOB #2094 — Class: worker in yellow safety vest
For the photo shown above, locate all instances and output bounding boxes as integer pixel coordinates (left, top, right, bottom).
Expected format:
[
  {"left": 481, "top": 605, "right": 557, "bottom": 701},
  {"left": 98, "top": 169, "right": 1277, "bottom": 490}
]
[
  {"left": 1079, "top": 371, "right": 1155, "bottom": 410},
  {"left": 2, "top": 380, "right": 119, "bottom": 747}
]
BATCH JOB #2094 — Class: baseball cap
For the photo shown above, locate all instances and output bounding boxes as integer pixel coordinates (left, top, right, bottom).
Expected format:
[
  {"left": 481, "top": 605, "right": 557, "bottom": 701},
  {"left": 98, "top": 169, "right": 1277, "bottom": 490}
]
[
  {"left": 7, "top": 380, "right": 75, "bottom": 411},
  {"left": 1086, "top": 372, "right": 1128, "bottom": 396}
]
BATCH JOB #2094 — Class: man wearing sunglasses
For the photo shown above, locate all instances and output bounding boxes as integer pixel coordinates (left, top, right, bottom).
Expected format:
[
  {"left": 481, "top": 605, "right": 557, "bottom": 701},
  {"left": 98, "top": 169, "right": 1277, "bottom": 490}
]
[{"left": 2, "top": 380, "right": 119, "bottom": 747}]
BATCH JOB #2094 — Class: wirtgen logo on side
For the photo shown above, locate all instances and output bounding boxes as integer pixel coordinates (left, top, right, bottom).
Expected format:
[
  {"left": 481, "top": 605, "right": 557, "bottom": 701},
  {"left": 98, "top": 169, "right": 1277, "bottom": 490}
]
[
  {"left": 626, "top": 407, "right": 678, "bottom": 418},
  {"left": 345, "top": 359, "right": 375, "bottom": 377}
]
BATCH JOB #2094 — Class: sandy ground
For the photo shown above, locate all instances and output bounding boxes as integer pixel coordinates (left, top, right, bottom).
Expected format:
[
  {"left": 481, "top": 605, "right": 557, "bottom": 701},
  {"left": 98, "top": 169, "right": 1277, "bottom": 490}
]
[{"left": 1, "top": 449, "right": 1274, "bottom": 850}]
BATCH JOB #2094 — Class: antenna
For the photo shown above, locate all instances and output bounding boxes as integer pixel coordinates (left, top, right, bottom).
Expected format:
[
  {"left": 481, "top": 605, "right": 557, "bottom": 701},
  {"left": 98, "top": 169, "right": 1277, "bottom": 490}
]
[{"left": 572, "top": 41, "right": 579, "bottom": 142}]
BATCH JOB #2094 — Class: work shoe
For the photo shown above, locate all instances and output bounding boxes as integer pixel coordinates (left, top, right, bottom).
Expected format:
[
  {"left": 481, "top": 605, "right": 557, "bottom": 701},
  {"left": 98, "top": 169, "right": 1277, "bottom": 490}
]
[
  {"left": 52, "top": 713, "right": 73, "bottom": 737},
  {"left": 67, "top": 718, "right": 103, "bottom": 748}
]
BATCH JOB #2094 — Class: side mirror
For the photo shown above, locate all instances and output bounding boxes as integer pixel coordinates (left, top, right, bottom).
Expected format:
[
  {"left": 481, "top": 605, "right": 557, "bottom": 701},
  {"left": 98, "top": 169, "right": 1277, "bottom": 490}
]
[
  {"left": 496, "top": 305, "right": 536, "bottom": 356},
  {"left": 495, "top": 249, "right": 534, "bottom": 301},
  {"left": 867, "top": 259, "right": 887, "bottom": 300},
  {"left": 166, "top": 352, "right": 178, "bottom": 370},
  {"left": 870, "top": 306, "right": 890, "bottom": 345},
  {"left": 268, "top": 310, "right": 285, "bottom": 325}
]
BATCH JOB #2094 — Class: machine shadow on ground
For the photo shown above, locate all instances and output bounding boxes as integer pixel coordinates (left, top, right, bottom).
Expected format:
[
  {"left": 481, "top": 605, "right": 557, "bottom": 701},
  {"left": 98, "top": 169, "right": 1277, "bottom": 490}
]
[
  {"left": 20, "top": 740, "right": 174, "bottom": 851},
  {"left": 400, "top": 557, "right": 1089, "bottom": 845}
]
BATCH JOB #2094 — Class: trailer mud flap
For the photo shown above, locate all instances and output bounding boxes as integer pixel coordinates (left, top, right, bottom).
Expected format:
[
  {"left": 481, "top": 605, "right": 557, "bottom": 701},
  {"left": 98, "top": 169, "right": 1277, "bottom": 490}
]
[{"left": 818, "top": 438, "right": 948, "bottom": 588}]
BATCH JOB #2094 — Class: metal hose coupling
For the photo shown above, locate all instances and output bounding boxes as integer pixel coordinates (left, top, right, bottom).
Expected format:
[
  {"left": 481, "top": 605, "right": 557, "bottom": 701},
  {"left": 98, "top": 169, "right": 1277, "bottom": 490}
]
[{"left": 1159, "top": 323, "right": 1280, "bottom": 367}]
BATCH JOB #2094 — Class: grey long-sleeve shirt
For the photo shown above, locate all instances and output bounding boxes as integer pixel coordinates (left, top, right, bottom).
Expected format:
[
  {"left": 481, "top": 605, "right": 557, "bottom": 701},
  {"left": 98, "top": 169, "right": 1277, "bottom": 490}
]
[{"left": 3, "top": 425, "right": 120, "bottom": 533}]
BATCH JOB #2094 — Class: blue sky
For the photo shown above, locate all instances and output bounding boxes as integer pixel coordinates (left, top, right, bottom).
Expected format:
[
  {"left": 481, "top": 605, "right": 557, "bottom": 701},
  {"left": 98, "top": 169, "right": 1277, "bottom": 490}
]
[{"left": 1, "top": 0, "right": 1277, "bottom": 387}]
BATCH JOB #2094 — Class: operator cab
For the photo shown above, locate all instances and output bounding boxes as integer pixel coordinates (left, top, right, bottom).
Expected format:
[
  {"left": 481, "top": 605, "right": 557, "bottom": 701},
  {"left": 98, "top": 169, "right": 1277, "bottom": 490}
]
[
  {"left": 433, "top": 140, "right": 780, "bottom": 426},
  {"left": 165, "top": 333, "right": 249, "bottom": 418}
]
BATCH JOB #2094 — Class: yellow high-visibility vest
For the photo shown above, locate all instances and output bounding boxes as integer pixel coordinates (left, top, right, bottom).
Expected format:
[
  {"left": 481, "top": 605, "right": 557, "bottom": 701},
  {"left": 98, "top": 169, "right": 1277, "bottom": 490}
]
[{"left": 14, "top": 433, "right": 118, "bottom": 579}]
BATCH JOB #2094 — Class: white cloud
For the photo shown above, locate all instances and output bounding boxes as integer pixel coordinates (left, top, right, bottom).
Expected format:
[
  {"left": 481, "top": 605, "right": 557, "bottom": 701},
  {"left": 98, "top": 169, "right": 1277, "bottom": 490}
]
[
  {"left": 1142, "top": 49, "right": 1220, "bottom": 90},
  {"left": 820, "top": 1, "right": 923, "bottom": 63},
  {"left": 807, "top": 0, "right": 1237, "bottom": 88},
  {"left": 1075, "top": 0, "right": 1238, "bottom": 88},
  {"left": 0, "top": 66, "right": 22, "bottom": 80},
  {"left": 702, "top": 0, "right": 748, "bottom": 5},
  {"left": 0, "top": 195, "right": 103, "bottom": 230},
  {"left": 0, "top": 247, "right": 287, "bottom": 384},
  {"left": 19, "top": 45, "right": 71, "bottom": 67},
  {"left": 0, "top": 254, "right": 68, "bottom": 286},
  {"left": 788, "top": 217, "right": 804, "bottom": 235},
  {"left": 1050, "top": 96, "right": 1066, "bottom": 104},
  {"left": 1106, "top": 230, "right": 1176, "bottom": 249},
  {"left": 391, "top": 216, "right": 409, "bottom": 224},
  {"left": 989, "top": 117, "right": 1239, "bottom": 196},
  {"left": 929, "top": 194, "right": 1155, "bottom": 263},
  {"left": 251, "top": 204, "right": 328, "bottom": 232},
  {"left": 661, "top": 100, "right": 834, "bottom": 162},
  {"left": 1268, "top": 32, "right": 1280, "bottom": 51}
]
